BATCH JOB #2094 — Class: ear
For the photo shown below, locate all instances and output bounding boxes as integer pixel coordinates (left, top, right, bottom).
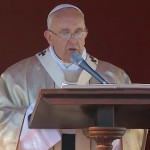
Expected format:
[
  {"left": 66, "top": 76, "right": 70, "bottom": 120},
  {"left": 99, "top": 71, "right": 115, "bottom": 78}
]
[{"left": 44, "top": 30, "right": 52, "bottom": 45}]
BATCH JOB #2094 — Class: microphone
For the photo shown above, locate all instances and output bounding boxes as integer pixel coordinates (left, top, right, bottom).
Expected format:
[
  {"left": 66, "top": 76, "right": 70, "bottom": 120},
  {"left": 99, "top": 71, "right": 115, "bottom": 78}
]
[{"left": 70, "top": 53, "right": 108, "bottom": 84}]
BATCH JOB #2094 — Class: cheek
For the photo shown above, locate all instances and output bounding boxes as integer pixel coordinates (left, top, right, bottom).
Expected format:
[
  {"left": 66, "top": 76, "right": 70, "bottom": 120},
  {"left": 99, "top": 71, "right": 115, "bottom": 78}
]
[
  {"left": 78, "top": 39, "right": 86, "bottom": 51},
  {"left": 53, "top": 41, "right": 67, "bottom": 58}
]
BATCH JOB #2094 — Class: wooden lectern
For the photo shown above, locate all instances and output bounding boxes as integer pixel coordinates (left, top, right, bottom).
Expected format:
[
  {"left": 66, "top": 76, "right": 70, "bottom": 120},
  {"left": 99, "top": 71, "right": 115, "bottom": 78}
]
[{"left": 29, "top": 84, "right": 150, "bottom": 150}]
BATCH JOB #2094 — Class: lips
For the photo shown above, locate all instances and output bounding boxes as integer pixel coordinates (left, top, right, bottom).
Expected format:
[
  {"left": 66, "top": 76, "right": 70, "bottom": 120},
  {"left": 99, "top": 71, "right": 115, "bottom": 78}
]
[{"left": 68, "top": 48, "right": 78, "bottom": 51}]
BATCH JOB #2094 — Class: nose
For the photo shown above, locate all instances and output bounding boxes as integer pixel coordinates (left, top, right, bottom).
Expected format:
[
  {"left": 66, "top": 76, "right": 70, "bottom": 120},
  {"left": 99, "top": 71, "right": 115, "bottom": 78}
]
[{"left": 68, "top": 34, "right": 78, "bottom": 44}]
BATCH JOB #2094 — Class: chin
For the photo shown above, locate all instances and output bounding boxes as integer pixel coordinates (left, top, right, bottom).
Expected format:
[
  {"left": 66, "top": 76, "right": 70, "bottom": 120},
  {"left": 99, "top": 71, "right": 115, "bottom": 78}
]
[{"left": 62, "top": 56, "right": 71, "bottom": 63}]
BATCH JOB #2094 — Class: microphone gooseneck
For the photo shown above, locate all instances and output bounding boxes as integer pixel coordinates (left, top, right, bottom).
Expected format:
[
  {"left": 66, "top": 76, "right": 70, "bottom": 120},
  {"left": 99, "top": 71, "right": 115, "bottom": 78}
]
[{"left": 70, "top": 53, "right": 108, "bottom": 84}]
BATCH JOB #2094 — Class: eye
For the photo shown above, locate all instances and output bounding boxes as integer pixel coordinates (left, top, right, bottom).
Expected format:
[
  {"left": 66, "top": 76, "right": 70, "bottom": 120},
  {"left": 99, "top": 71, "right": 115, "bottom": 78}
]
[
  {"left": 75, "top": 31, "right": 82, "bottom": 35},
  {"left": 59, "top": 32, "right": 71, "bottom": 39},
  {"left": 61, "top": 32, "right": 70, "bottom": 36}
]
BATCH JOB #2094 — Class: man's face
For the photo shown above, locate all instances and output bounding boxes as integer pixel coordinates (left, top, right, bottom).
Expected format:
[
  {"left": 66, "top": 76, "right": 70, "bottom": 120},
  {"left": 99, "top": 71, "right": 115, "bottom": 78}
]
[{"left": 45, "top": 8, "right": 87, "bottom": 63}]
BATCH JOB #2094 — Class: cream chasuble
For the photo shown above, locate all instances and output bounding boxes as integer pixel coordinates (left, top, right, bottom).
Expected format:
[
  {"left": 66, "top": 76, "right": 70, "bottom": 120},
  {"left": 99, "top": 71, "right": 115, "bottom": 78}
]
[{"left": 0, "top": 47, "right": 147, "bottom": 150}]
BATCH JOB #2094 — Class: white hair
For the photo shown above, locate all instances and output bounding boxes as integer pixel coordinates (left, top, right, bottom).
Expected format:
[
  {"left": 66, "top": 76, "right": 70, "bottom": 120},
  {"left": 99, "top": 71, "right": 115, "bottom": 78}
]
[{"left": 47, "top": 4, "right": 84, "bottom": 30}]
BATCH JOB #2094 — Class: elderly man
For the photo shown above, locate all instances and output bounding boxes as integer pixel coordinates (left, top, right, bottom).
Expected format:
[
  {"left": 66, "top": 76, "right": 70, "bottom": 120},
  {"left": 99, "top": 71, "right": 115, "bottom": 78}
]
[{"left": 0, "top": 4, "right": 147, "bottom": 150}]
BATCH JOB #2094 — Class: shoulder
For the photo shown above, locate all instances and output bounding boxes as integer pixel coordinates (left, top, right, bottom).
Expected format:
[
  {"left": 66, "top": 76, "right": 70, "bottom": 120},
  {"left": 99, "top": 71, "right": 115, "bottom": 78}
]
[
  {"left": 98, "top": 59, "right": 122, "bottom": 71},
  {"left": 3, "top": 48, "right": 50, "bottom": 75},
  {"left": 1, "top": 48, "right": 49, "bottom": 81},
  {"left": 88, "top": 53, "right": 121, "bottom": 71},
  {"left": 89, "top": 55, "right": 131, "bottom": 83},
  {"left": 3, "top": 56, "right": 39, "bottom": 75}
]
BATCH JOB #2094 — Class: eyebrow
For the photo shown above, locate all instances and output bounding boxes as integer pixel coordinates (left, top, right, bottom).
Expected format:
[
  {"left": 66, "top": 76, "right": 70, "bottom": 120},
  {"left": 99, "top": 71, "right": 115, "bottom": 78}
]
[{"left": 60, "top": 28, "right": 86, "bottom": 33}]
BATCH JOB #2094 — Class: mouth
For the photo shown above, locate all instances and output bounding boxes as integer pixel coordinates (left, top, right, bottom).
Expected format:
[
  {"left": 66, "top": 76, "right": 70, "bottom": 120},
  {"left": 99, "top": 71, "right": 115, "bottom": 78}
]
[{"left": 67, "top": 48, "right": 78, "bottom": 51}]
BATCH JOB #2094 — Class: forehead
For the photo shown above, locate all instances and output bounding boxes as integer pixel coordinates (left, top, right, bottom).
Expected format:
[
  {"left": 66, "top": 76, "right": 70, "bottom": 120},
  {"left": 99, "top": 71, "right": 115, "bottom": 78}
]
[{"left": 51, "top": 8, "right": 86, "bottom": 30}]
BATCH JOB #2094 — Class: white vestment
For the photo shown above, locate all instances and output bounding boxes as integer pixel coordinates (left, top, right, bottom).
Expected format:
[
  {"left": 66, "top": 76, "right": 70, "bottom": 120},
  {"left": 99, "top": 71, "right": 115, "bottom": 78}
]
[{"left": 0, "top": 47, "right": 147, "bottom": 150}]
